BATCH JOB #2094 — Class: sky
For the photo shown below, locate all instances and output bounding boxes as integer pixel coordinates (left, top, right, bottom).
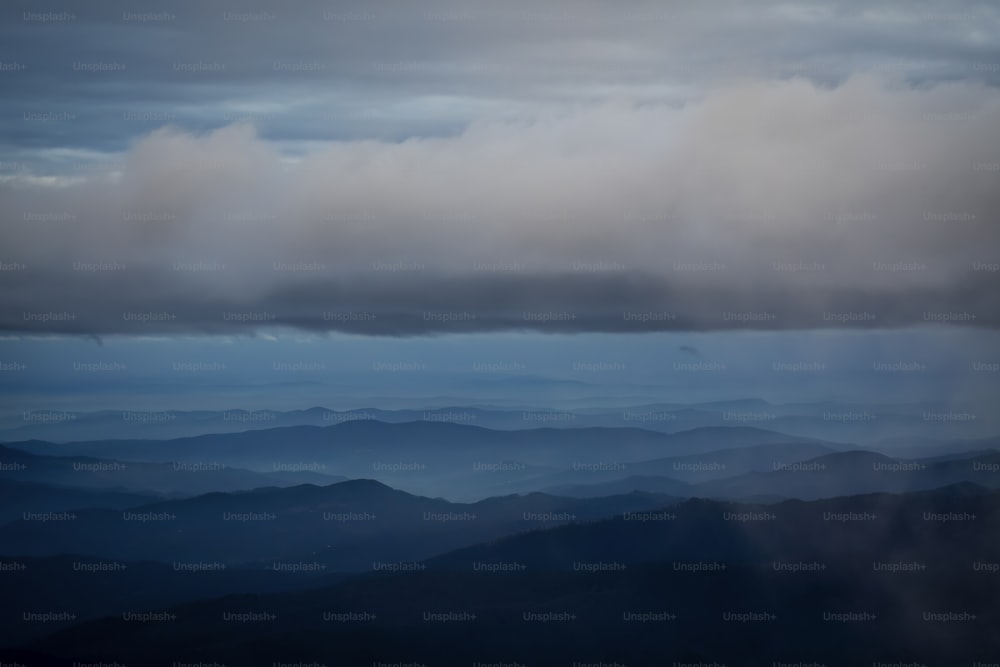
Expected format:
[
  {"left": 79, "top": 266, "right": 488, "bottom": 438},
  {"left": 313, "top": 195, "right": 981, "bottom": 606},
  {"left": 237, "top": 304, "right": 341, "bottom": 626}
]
[{"left": 0, "top": 0, "right": 998, "bottom": 412}]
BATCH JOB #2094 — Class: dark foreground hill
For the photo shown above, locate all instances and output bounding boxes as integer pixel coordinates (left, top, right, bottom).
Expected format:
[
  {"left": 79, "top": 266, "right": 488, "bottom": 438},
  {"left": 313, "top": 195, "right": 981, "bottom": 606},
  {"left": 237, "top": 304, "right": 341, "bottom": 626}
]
[
  {"left": 0, "top": 478, "right": 679, "bottom": 569},
  {"left": 5, "top": 485, "right": 998, "bottom": 667},
  {"left": 0, "top": 555, "right": 351, "bottom": 647}
]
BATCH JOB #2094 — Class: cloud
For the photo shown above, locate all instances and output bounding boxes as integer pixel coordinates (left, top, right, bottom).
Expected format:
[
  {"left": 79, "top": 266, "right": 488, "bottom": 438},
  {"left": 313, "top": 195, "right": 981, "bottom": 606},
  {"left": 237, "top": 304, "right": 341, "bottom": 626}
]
[
  {"left": 1, "top": 75, "right": 999, "bottom": 336},
  {"left": 2, "top": 0, "right": 998, "bottom": 157}
]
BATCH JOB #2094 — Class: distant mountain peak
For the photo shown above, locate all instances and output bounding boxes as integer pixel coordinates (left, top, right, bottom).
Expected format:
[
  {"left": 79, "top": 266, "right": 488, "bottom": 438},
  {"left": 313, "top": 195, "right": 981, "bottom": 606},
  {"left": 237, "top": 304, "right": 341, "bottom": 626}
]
[{"left": 328, "top": 478, "right": 400, "bottom": 494}]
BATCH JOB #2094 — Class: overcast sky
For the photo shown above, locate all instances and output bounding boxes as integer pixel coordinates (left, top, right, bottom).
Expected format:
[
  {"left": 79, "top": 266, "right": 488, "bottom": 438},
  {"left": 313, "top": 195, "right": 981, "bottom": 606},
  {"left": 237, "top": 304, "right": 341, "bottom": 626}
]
[{"left": 1, "top": 0, "right": 998, "bottom": 339}]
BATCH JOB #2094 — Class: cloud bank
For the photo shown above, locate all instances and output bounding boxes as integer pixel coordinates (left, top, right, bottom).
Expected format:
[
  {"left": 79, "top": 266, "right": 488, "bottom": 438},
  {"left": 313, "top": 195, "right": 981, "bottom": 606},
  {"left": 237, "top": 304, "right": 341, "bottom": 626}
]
[{"left": 2, "top": 76, "right": 999, "bottom": 335}]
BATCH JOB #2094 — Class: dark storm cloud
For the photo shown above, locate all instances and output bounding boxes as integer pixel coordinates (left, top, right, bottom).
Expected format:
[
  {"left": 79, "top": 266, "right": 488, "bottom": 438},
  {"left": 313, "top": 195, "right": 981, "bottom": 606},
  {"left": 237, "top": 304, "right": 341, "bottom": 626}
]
[{"left": 2, "top": 268, "right": 998, "bottom": 336}]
